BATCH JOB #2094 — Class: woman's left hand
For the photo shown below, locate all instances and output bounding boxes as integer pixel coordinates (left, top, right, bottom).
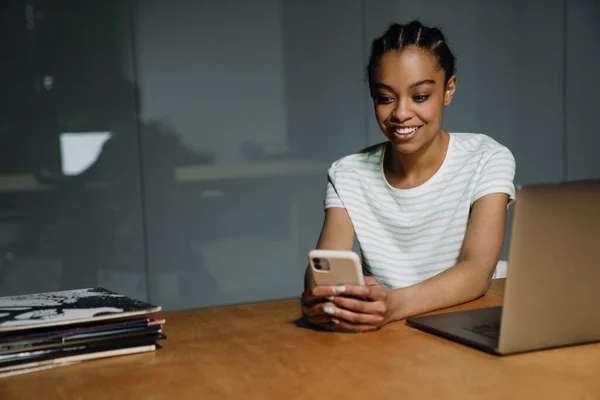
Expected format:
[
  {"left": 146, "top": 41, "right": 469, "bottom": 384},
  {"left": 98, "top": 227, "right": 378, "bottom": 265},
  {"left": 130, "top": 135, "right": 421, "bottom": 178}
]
[{"left": 327, "top": 276, "right": 392, "bottom": 332}]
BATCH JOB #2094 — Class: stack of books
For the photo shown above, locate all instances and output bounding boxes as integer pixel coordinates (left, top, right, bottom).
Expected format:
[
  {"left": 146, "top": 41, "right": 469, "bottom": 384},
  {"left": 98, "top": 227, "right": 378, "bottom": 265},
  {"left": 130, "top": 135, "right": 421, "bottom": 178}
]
[{"left": 0, "top": 287, "right": 165, "bottom": 378}]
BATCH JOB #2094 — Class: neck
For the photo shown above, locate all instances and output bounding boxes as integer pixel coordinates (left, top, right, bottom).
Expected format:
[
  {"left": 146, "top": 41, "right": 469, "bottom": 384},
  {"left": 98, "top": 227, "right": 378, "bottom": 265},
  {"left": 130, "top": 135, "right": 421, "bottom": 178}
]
[{"left": 387, "top": 130, "right": 449, "bottom": 181}]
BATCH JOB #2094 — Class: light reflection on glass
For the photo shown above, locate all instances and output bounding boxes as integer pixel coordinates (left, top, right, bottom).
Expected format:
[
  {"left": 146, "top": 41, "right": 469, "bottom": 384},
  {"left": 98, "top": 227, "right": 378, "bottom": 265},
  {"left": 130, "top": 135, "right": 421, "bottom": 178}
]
[{"left": 59, "top": 132, "right": 112, "bottom": 176}]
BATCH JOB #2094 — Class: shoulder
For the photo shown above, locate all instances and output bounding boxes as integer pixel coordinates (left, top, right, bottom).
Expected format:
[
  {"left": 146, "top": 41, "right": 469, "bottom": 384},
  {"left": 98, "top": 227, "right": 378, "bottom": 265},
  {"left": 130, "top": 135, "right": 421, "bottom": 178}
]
[
  {"left": 328, "top": 142, "right": 386, "bottom": 180},
  {"left": 450, "top": 132, "right": 515, "bottom": 166},
  {"left": 450, "top": 132, "right": 510, "bottom": 154},
  {"left": 451, "top": 133, "right": 516, "bottom": 203}
]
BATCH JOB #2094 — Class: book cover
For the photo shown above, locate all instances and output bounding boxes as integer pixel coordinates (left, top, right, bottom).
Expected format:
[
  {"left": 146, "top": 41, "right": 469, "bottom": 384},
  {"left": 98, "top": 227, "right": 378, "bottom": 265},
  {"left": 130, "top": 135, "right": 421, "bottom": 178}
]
[
  {"left": 1, "top": 316, "right": 150, "bottom": 344},
  {"left": 0, "top": 316, "right": 150, "bottom": 346},
  {"left": 0, "top": 344, "right": 156, "bottom": 376},
  {"left": 1, "top": 325, "right": 164, "bottom": 355},
  {"left": 0, "top": 333, "right": 164, "bottom": 369},
  {"left": 0, "top": 288, "right": 161, "bottom": 332}
]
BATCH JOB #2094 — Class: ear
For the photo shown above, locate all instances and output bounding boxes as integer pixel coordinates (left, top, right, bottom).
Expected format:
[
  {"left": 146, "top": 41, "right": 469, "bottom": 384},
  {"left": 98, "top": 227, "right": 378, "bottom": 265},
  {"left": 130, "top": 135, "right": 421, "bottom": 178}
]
[{"left": 444, "top": 75, "right": 457, "bottom": 106}]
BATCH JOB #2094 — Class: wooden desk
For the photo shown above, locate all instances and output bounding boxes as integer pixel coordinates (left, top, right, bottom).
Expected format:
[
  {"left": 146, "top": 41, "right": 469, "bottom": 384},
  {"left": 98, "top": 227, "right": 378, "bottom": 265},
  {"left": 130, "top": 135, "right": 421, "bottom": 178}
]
[{"left": 2, "top": 279, "right": 600, "bottom": 399}]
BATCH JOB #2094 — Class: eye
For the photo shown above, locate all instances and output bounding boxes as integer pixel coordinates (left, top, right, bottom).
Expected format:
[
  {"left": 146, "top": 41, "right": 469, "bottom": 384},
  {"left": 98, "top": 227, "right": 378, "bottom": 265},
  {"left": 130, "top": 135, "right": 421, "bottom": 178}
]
[
  {"left": 376, "top": 95, "right": 393, "bottom": 104},
  {"left": 413, "top": 95, "right": 430, "bottom": 103}
]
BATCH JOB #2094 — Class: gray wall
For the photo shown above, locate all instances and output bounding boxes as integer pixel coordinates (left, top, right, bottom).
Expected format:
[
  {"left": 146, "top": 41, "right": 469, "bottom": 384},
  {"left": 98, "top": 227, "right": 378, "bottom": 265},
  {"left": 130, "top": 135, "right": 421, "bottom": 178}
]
[
  {"left": 0, "top": 0, "right": 598, "bottom": 311},
  {"left": 567, "top": 0, "right": 600, "bottom": 181},
  {"left": 0, "top": 0, "right": 148, "bottom": 300}
]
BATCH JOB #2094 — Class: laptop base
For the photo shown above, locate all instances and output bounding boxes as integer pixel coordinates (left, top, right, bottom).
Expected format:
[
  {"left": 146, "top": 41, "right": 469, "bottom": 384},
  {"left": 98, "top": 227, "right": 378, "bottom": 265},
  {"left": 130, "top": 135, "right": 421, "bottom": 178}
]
[{"left": 406, "top": 307, "right": 502, "bottom": 355}]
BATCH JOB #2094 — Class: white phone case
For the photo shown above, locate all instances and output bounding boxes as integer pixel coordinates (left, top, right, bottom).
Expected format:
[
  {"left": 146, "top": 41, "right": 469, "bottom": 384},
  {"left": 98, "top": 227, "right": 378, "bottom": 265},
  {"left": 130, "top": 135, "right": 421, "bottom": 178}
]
[{"left": 308, "top": 249, "right": 365, "bottom": 286}]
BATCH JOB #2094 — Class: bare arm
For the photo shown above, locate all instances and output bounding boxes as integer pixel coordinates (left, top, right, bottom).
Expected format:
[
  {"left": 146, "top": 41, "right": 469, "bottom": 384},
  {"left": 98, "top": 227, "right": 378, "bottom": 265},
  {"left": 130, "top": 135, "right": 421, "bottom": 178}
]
[
  {"left": 386, "top": 192, "right": 509, "bottom": 321},
  {"left": 304, "top": 207, "right": 355, "bottom": 288}
]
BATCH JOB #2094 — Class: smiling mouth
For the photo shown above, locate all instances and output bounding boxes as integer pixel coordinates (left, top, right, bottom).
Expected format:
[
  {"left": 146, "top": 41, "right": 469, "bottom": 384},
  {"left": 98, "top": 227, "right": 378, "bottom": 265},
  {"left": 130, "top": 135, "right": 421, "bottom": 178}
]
[
  {"left": 394, "top": 126, "right": 421, "bottom": 135},
  {"left": 390, "top": 125, "right": 423, "bottom": 140}
]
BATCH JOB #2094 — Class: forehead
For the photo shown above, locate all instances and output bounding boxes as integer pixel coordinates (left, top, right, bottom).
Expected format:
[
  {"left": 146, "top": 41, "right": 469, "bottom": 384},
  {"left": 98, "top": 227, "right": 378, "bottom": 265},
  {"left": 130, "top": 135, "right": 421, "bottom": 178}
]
[{"left": 373, "top": 47, "right": 443, "bottom": 87}]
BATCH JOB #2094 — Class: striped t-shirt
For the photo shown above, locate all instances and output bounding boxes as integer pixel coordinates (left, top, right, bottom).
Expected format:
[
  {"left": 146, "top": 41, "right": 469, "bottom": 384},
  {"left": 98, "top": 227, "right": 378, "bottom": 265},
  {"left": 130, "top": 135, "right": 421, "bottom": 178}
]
[{"left": 324, "top": 133, "right": 516, "bottom": 288}]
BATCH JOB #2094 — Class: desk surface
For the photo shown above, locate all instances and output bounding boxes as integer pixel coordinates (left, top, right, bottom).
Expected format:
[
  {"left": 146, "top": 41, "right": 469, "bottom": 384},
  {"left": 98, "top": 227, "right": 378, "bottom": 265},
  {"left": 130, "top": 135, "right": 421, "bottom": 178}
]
[{"left": 2, "top": 279, "right": 599, "bottom": 399}]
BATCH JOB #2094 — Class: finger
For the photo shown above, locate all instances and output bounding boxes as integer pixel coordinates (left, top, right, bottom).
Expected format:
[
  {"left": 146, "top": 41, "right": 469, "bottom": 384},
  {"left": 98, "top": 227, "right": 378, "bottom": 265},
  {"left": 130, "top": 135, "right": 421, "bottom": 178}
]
[
  {"left": 333, "top": 296, "right": 386, "bottom": 315},
  {"left": 310, "top": 285, "right": 347, "bottom": 298},
  {"left": 364, "top": 276, "right": 382, "bottom": 287},
  {"left": 302, "top": 290, "right": 335, "bottom": 307},
  {"left": 307, "top": 313, "right": 374, "bottom": 333},
  {"left": 322, "top": 304, "right": 384, "bottom": 326},
  {"left": 302, "top": 294, "right": 330, "bottom": 308},
  {"left": 337, "top": 285, "right": 387, "bottom": 301},
  {"left": 303, "top": 284, "right": 345, "bottom": 301},
  {"left": 303, "top": 301, "right": 336, "bottom": 317},
  {"left": 303, "top": 299, "right": 330, "bottom": 312},
  {"left": 335, "top": 320, "right": 380, "bottom": 333},
  {"left": 335, "top": 307, "right": 384, "bottom": 326}
]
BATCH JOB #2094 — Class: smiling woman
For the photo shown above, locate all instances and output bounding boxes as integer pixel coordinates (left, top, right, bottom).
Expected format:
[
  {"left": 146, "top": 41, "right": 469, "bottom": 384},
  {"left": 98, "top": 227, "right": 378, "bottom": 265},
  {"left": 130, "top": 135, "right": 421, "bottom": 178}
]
[{"left": 301, "top": 20, "right": 516, "bottom": 333}]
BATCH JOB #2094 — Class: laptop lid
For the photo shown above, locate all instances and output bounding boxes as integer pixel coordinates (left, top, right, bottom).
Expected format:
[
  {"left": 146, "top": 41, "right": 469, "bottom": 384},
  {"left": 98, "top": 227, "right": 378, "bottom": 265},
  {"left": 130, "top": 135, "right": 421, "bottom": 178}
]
[{"left": 498, "top": 179, "right": 600, "bottom": 354}]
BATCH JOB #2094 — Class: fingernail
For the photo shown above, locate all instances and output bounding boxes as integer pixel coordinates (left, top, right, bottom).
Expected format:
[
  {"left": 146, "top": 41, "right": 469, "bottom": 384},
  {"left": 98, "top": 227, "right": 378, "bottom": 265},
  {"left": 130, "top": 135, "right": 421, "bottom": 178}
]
[
  {"left": 331, "top": 318, "right": 340, "bottom": 324},
  {"left": 323, "top": 306, "right": 335, "bottom": 315},
  {"left": 334, "top": 286, "right": 346, "bottom": 294},
  {"left": 326, "top": 296, "right": 334, "bottom": 301}
]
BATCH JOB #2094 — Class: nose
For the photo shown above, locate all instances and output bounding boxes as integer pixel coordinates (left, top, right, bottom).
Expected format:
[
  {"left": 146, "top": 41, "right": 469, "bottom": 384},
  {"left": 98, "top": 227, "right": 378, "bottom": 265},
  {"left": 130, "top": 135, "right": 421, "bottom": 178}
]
[{"left": 392, "top": 98, "right": 413, "bottom": 122}]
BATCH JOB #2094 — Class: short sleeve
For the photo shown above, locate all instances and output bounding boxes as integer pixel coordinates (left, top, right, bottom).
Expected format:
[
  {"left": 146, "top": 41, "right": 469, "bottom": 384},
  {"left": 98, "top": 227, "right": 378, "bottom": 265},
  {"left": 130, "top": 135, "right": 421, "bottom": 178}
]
[
  {"left": 324, "top": 164, "right": 345, "bottom": 210},
  {"left": 472, "top": 146, "right": 516, "bottom": 205}
]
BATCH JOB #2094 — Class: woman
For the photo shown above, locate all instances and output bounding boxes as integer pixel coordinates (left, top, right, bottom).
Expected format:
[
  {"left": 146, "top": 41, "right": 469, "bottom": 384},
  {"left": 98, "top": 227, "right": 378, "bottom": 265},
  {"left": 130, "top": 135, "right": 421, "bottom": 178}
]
[{"left": 302, "top": 20, "right": 516, "bottom": 332}]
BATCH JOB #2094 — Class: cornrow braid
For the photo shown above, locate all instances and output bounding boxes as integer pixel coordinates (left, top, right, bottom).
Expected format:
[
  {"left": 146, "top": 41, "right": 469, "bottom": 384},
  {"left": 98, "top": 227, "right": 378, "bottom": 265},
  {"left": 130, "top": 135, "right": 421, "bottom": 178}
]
[
  {"left": 366, "top": 20, "right": 456, "bottom": 88},
  {"left": 397, "top": 26, "right": 404, "bottom": 48}
]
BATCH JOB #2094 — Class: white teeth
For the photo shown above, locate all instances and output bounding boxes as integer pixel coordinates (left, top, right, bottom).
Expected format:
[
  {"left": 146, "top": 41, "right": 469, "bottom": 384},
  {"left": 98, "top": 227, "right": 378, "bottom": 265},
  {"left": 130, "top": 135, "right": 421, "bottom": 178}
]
[{"left": 394, "top": 126, "right": 420, "bottom": 135}]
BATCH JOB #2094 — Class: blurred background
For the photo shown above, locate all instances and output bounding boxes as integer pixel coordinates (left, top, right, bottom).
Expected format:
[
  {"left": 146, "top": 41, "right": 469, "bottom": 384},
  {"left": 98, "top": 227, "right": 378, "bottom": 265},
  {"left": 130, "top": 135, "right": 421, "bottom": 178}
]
[{"left": 0, "top": 0, "right": 598, "bottom": 311}]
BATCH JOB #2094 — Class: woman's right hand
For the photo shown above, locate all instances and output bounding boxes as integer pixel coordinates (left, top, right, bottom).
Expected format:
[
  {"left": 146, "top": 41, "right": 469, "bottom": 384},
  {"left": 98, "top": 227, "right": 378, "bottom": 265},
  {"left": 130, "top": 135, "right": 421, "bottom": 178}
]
[{"left": 301, "top": 285, "right": 344, "bottom": 330}]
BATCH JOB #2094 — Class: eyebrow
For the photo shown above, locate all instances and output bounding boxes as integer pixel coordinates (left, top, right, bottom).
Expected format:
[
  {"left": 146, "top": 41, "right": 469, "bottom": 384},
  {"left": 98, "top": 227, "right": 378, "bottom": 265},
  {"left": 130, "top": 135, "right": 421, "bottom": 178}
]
[
  {"left": 373, "top": 79, "right": 436, "bottom": 91},
  {"left": 409, "top": 79, "right": 436, "bottom": 89}
]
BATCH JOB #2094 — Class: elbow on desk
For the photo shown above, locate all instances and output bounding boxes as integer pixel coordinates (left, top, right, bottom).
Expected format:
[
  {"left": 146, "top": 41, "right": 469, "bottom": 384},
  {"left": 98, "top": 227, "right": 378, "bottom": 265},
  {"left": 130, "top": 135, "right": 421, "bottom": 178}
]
[{"left": 472, "top": 259, "right": 508, "bottom": 299}]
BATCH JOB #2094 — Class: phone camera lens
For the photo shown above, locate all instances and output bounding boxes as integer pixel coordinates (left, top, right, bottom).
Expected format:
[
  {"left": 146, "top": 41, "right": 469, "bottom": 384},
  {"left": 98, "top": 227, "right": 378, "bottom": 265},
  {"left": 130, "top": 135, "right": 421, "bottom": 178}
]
[{"left": 314, "top": 264, "right": 322, "bottom": 270}]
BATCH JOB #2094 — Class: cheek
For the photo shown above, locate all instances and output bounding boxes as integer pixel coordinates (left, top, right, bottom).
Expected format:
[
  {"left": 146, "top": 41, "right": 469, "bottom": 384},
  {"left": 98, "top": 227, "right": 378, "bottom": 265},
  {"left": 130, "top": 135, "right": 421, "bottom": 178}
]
[
  {"left": 417, "top": 101, "right": 444, "bottom": 124},
  {"left": 374, "top": 105, "right": 391, "bottom": 126}
]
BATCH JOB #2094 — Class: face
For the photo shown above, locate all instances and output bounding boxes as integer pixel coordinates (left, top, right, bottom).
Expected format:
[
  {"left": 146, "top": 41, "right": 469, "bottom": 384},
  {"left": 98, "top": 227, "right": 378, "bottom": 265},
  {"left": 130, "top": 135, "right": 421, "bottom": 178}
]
[{"left": 370, "top": 47, "right": 456, "bottom": 154}]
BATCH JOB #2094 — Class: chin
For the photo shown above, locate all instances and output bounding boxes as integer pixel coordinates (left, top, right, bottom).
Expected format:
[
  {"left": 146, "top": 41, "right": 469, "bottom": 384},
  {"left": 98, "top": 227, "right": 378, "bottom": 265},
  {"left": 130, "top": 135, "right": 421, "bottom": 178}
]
[
  {"left": 388, "top": 140, "right": 422, "bottom": 154},
  {"left": 384, "top": 129, "right": 442, "bottom": 155}
]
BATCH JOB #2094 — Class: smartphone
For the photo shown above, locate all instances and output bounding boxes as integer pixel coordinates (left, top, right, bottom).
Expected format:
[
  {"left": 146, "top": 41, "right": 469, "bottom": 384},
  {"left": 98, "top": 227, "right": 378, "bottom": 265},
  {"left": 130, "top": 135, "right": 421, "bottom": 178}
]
[{"left": 308, "top": 249, "right": 365, "bottom": 287}]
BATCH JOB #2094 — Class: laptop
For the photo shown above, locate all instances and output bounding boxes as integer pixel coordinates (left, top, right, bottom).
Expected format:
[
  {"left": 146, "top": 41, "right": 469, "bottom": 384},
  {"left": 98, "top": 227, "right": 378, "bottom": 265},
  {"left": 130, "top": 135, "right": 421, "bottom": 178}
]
[{"left": 406, "top": 179, "right": 600, "bottom": 355}]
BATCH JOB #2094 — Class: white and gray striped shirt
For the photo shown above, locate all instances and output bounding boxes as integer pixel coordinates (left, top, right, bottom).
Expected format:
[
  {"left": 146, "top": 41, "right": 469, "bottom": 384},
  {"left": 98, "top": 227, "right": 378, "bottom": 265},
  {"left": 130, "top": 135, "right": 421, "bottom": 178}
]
[{"left": 325, "top": 133, "right": 516, "bottom": 288}]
